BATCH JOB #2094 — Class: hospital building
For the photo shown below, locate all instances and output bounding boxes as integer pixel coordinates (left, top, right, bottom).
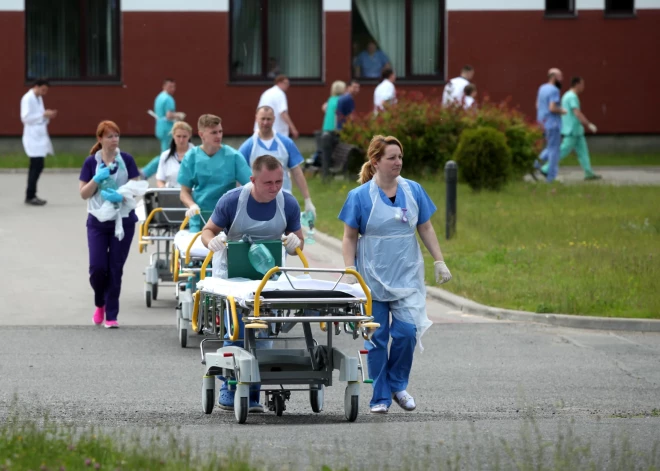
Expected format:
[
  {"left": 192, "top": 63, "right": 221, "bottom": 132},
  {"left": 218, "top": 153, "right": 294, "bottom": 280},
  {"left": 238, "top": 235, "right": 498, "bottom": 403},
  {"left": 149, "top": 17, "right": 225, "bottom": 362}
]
[{"left": 0, "top": 0, "right": 658, "bottom": 141}]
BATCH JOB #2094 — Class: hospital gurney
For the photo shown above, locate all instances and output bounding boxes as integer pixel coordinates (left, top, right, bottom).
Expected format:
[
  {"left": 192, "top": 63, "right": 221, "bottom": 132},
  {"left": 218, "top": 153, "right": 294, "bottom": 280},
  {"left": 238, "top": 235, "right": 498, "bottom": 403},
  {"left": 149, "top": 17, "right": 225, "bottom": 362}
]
[
  {"left": 193, "top": 241, "right": 379, "bottom": 424},
  {"left": 137, "top": 188, "right": 187, "bottom": 307},
  {"left": 172, "top": 212, "right": 215, "bottom": 348}
]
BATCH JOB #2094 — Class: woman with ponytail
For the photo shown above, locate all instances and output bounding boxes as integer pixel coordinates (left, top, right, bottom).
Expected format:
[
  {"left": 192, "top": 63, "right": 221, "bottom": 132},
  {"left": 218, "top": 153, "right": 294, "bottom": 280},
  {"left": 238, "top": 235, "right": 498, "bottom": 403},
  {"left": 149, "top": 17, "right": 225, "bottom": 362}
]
[
  {"left": 78, "top": 121, "right": 141, "bottom": 328},
  {"left": 338, "top": 135, "right": 452, "bottom": 414}
]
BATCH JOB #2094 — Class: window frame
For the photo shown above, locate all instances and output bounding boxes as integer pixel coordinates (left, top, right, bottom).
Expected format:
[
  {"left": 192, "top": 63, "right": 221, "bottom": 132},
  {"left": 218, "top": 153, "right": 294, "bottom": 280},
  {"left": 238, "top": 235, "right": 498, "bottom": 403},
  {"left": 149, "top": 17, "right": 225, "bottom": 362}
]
[
  {"left": 605, "top": 0, "right": 636, "bottom": 17},
  {"left": 228, "top": 0, "right": 324, "bottom": 84},
  {"left": 350, "top": 0, "right": 446, "bottom": 83},
  {"left": 24, "top": 0, "right": 122, "bottom": 84},
  {"left": 544, "top": 0, "right": 577, "bottom": 17}
]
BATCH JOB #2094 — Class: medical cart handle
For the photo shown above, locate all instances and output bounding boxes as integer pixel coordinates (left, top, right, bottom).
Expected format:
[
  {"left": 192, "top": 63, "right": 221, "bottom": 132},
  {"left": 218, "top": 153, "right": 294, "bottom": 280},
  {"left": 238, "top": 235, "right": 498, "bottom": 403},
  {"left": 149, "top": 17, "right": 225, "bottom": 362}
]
[
  {"left": 185, "top": 231, "right": 204, "bottom": 265},
  {"left": 252, "top": 266, "right": 372, "bottom": 318}
]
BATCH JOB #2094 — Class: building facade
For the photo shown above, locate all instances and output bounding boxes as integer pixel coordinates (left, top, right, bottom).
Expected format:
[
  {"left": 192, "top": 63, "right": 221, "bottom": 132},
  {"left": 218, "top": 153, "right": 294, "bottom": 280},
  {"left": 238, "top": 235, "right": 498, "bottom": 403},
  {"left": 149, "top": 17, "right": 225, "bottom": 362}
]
[{"left": 1, "top": 0, "right": 659, "bottom": 138}]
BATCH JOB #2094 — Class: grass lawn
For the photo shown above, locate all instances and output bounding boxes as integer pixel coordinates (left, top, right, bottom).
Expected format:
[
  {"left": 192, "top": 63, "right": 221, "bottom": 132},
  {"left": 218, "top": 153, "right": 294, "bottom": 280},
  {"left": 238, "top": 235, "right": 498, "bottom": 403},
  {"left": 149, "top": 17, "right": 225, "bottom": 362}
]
[
  {"left": 1, "top": 152, "right": 660, "bottom": 169},
  {"left": 294, "top": 175, "right": 660, "bottom": 318}
]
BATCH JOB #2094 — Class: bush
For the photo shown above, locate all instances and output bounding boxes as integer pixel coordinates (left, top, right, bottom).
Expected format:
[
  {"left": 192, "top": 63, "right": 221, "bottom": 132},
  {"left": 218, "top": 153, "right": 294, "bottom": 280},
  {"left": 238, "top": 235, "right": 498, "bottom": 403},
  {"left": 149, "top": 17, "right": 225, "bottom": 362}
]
[
  {"left": 453, "top": 126, "right": 512, "bottom": 191},
  {"left": 338, "top": 91, "right": 543, "bottom": 176}
]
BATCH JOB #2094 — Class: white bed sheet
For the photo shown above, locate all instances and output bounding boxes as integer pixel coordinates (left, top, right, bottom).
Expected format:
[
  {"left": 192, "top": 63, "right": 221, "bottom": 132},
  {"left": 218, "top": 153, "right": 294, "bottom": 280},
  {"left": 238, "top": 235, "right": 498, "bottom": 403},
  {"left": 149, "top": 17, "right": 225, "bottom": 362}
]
[
  {"left": 197, "top": 275, "right": 368, "bottom": 307},
  {"left": 174, "top": 230, "right": 209, "bottom": 259}
]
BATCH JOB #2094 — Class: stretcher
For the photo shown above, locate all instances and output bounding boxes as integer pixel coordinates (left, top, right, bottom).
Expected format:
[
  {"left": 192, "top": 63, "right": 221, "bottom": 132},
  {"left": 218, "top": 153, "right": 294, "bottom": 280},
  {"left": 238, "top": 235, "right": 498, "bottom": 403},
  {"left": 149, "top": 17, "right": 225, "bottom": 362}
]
[
  {"left": 172, "top": 212, "right": 214, "bottom": 348},
  {"left": 193, "top": 241, "right": 379, "bottom": 424},
  {"left": 137, "top": 188, "right": 187, "bottom": 307}
]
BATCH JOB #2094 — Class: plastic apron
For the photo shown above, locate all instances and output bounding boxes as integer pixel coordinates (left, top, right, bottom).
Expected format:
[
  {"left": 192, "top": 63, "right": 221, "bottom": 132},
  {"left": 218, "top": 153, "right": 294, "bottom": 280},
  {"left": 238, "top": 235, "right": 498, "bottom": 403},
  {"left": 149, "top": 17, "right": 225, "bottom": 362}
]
[
  {"left": 249, "top": 134, "right": 293, "bottom": 193},
  {"left": 87, "top": 151, "right": 128, "bottom": 213},
  {"left": 357, "top": 177, "right": 432, "bottom": 349},
  {"left": 212, "top": 182, "right": 287, "bottom": 279}
]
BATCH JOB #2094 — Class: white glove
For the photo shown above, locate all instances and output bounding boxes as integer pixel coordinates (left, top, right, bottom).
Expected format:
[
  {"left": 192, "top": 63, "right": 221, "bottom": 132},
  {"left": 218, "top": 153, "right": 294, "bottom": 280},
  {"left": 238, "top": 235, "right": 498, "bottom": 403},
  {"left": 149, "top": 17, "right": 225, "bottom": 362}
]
[
  {"left": 282, "top": 233, "right": 301, "bottom": 255},
  {"left": 185, "top": 204, "right": 200, "bottom": 218},
  {"left": 434, "top": 261, "right": 452, "bottom": 284},
  {"left": 208, "top": 232, "right": 227, "bottom": 253},
  {"left": 174, "top": 112, "right": 186, "bottom": 121},
  {"left": 588, "top": 123, "right": 597, "bottom": 133},
  {"left": 343, "top": 266, "right": 358, "bottom": 285},
  {"left": 304, "top": 198, "right": 316, "bottom": 219}
]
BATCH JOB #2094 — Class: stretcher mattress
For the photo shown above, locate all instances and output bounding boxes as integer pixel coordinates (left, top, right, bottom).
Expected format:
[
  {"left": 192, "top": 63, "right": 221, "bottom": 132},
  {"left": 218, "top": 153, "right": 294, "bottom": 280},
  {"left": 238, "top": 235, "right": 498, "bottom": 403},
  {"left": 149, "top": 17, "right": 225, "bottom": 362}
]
[
  {"left": 174, "top": 230, "right": 209, "bottom": 259},
  {"left": 197, "top": 275, "right": 368, "bottom": 307}
]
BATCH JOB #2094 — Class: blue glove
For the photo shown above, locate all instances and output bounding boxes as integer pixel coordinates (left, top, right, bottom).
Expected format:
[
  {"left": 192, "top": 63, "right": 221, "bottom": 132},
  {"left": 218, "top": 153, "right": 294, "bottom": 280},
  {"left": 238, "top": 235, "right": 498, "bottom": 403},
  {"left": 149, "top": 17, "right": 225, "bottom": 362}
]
[
  {"left": 93, "top": 163, "right": 111, "bottom": 184},
  {"left": 101, "top": 189, "right": 124, "bottom": 203}
]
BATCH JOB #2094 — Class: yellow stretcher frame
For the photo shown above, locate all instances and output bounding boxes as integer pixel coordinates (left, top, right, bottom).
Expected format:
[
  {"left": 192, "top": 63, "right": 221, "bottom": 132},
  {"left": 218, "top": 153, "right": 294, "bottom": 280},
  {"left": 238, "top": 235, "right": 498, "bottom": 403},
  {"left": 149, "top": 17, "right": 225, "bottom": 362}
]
[{"left": 138, "top": 207, "right": 164, "bottom": 253}]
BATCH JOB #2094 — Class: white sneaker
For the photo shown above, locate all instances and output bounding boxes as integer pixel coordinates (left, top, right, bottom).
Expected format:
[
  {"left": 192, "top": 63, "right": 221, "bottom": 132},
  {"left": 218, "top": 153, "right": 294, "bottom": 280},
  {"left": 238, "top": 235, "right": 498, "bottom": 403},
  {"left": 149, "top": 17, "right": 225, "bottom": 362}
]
[
  {"left": 393, "top": 391, "right": 416, "bottom": 411},
  {"left": 370, "top": 404, "right": 389, "bottom": 414}
]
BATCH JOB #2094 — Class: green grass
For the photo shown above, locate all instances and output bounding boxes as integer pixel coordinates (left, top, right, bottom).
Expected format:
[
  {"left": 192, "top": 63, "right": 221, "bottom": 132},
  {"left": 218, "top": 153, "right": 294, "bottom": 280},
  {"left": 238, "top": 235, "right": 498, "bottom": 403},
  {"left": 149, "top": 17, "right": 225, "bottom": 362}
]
[
  {"left": 0, "top": 154, "right": 156, "bottom": 169},
  {"left": 561, "top": 153, "right": 660, "bottom": 167},
  {"left": 295, "top": 175, "right": 660, "bottom": 318}
]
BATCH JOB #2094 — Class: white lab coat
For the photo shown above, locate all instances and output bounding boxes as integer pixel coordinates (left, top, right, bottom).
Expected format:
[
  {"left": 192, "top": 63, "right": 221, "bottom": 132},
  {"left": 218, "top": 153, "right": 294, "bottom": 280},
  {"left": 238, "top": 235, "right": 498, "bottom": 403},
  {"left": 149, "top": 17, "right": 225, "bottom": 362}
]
[{"left": 21, "top": 89, "right": 54, "bottom": 158}]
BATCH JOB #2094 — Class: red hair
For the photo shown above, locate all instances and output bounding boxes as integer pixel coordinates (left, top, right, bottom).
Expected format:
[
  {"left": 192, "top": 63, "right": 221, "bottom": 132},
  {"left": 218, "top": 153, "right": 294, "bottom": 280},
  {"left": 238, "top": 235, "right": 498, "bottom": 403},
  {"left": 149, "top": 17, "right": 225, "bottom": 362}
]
[{"left": 90, "top": 120, "right": 120, "bottom": 155}]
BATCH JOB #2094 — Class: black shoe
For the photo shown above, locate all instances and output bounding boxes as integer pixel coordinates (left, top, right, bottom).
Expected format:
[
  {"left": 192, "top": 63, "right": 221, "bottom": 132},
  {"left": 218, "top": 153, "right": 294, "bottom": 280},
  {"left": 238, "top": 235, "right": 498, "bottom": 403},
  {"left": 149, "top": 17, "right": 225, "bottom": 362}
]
[{"left": 25, "top": 197, "right": 47, "bottom": 206}]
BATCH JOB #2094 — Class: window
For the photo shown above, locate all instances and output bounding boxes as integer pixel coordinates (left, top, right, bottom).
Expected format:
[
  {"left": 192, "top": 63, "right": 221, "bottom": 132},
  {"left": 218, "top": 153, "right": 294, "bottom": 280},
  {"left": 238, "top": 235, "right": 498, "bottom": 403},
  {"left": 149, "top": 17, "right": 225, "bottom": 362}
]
[
  {"left": 230, "top": 0, "right": 322, "bottom": 81},
  {"left": 545, "top": 0, "right": 575, "bottom": 16},
  {"left": 25, "top": 0, "right": 120, "bottom": 82},
  {"left": 606, "top": 0, "right": 635, "bottom": 16},
  {"left": 351, "top": 0, "right": 444, "bottom": 81}
]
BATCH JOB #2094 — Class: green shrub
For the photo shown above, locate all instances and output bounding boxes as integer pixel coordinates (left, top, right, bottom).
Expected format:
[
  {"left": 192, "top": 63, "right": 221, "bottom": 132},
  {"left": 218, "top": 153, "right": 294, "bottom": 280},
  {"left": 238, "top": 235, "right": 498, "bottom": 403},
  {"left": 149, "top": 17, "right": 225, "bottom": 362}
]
[
  {"left": 339, "top": 91, "right": 542, "bottom": 176},
  {"left": 453, "top": 126, "right": 512, "bottom": 191}
]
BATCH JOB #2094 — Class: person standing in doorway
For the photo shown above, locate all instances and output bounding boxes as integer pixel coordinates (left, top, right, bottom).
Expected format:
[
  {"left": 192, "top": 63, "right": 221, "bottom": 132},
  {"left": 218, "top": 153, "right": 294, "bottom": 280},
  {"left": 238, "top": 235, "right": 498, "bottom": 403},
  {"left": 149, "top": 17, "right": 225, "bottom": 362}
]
[
  {"left": 354, "top": 40, "right": 391, "bottom": 79},
  {"left": 541, "top": 76, "right": 602, "bottom": 181},
  {"left": 21, "top": 79, "right": 57, "bottom": 206},
  {"left": 535, "top": 68, "right": 566, "bottom": 183},
  {"left": 442, "top": 65, "right": 474, "bottom": 107},
  {"left": 255, "top": 75, "right": 299, "bottom": 139}
]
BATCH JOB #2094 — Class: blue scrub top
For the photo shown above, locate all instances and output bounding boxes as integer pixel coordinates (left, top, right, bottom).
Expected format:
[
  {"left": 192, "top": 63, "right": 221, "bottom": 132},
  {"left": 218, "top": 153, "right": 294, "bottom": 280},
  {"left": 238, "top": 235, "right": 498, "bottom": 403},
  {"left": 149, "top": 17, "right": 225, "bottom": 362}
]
[
  {"left": 177, "top": 145, "right": 252, "bottom": 211},
  {"left": 536, "top": 83, "right": 561, "bottom": 130},
  {"left": 338, "top": 178, "right": 437, "bottom": 235},
  {"left": 354, "top": 50, "right": 390, "bottom": 79},
  {"left": 238, "top": 133, "right": 304, "bottom": 170},
  {"left": 154, "top": 91, "right": 176, "bottom": 139}
]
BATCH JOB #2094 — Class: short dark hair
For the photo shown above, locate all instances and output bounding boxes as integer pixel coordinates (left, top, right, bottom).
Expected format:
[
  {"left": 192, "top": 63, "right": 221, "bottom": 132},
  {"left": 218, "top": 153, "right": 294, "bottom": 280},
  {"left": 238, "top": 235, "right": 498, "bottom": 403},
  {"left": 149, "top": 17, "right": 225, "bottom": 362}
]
[
  {"left": 464, "top": 84, "right": 476, "bottom": 96},
  {"left": 571, "top": 76, "right": 583, "bottom": 87},
  {"left": 253, "top": 155, "right": 283, "bottom": 173},
  {"left": 274, "top": 74, "right": 288, "bottom": 84},
  {"left": 33, "top": 79, "right": 49, "bottom": 87},
  {"left": 163, "top": 78, "right": 175, "bottom": 84},
  {"left": 381, "top": 68, "right": 394, "bottom": 80},
  {"left": 348, "top": 79, "right": 360, "bottom": 86},
  {"left": 462, "top": 65, "right": 474, "bottom": 73}
]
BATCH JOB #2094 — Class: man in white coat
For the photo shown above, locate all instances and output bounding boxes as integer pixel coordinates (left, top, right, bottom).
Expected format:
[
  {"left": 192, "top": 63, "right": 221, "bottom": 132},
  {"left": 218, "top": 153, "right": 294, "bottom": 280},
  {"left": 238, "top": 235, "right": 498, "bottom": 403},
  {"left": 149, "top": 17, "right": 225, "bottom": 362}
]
[
  {"left": 21, "top": 79, "right": 57, "bottom": 206},
  {"left": 254, "top": 75, "right": 299, "bottom": 139},
  {"left": 442, "top": 65, "right": 475, "bottom": 107}
]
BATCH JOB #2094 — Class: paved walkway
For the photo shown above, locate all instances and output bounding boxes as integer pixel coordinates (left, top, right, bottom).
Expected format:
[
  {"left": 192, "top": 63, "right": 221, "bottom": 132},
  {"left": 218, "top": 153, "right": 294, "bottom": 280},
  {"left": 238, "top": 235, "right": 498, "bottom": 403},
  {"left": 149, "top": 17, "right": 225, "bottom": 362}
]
[{"left": 524, "top": 166, "right": 660, "bottom": 185}]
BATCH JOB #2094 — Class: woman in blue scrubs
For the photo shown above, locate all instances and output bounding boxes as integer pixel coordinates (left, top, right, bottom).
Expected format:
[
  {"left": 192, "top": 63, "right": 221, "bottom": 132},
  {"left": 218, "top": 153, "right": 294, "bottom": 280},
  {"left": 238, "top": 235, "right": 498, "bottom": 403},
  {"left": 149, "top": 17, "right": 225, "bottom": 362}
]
[{"left": 338, "top": 135, "right": 452, "bottom": 414}]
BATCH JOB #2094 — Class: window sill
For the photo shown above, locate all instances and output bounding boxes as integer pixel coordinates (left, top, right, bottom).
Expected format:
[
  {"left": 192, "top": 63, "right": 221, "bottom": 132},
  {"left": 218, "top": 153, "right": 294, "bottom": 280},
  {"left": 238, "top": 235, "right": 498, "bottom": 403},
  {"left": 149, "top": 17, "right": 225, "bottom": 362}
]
[
  {"left": 25, "top": 80, "right": 124, "bottom": 87},
  {"left": 352, "top": 78, "right": 446, "bottom": 85},
  {"left": 229, "top": 79, "right": 324, "bottom": 86},
  {"left": 543, "top": 12, "right": 577, "bottom": 18},
  {"left": 604, "top": 11, "right": 636, "bottom": 18}
]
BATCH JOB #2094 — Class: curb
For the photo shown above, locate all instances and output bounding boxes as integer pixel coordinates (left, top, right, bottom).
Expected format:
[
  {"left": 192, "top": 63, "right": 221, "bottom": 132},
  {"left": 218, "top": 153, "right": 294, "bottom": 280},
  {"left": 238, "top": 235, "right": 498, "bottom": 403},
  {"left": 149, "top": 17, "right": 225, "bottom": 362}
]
[
  {"left": 307, "top": 228, "right": 660, "bottom": 333},
  {"left": 0, "top": 168, "right": 80, "bottom": 174}
]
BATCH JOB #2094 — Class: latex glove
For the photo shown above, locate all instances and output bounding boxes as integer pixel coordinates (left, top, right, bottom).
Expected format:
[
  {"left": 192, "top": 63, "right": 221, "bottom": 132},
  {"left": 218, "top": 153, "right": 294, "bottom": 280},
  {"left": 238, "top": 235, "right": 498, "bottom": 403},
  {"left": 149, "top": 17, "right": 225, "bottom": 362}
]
[
  {"left": 434, "top": 261, "right": 452, "bottom": 284},
  {"left": 282, "top": 233, "right": 301, "bottom": 255},
  {"left": 101, "top": 188, "right": 124, "bottom": 204},
  {"left": 93, "top": 163, "right": 111, "bottom": 184},
  {"left": 208, "top": 232, "right": 227, "bottom": 253},
  {"left": 174, "top": 111, "right": 186, "bottom": 121},
  {"left": 304, "top": 198, "right": 316, "bottom": 219},
  {"left": 185, "top": 204, "right": 200, "bottom": 218},
  {"left": 588, "top": 123, "right": 598, "bottom": 133},
  {"left": 343, "top": 266, "right": 358, "bottom": 285}
]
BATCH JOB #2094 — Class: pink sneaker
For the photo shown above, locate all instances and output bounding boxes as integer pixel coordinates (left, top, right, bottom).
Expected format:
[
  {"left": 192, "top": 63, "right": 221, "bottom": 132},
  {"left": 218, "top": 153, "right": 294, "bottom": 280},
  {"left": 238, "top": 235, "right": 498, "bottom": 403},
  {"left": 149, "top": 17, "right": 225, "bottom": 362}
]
[
  {"left": 93, "top": 307, "right": 104, "bottom": 325},
  {"left": 104, "top": 320, "right": 119, "bottom": 329}
]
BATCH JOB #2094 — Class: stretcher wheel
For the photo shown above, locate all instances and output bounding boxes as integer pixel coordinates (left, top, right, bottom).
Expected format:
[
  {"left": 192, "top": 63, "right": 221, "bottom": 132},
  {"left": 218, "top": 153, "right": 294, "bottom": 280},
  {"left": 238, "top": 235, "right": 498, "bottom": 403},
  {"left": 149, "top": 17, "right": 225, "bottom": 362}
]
[
  {"left": 202, "top": 376, "right": 215, "bottom": 414},
  {"left": 344, "top": 383, "right": 360, "bottom": 422},
  {"left": 235, "top": 384, "right": 249, "bottom": 424},
  {"left": 310, "top": 385, "right": 324, "bottom": 413},
  {"left": 274, "top": 395, "right": 285, "bottom": 417},
  {"left": 178, "top": 318, "right": 188, "bottom": 348},
  {"left": 152, "top": 283, "right": 158, "bottom": 301},
  {"left": 145, "top": 290, "right": 152, "bottom": 308}
]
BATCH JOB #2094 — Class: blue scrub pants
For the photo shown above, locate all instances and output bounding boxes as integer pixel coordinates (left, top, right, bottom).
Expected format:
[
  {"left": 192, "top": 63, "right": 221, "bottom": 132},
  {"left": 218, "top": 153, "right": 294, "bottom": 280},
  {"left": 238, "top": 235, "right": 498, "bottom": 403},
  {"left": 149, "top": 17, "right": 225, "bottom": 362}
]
[
  {"left": 539, "top": 127, "right": 561, "bottom": 182},
  {"left": 159, "top": 136, "right": 170, "bottom": 153},
  {"left": 366, "top": 300, "right": 417, "bottom": 408},
  {"left": 87, "top": 218, "right": 135, "bottom": 321}
]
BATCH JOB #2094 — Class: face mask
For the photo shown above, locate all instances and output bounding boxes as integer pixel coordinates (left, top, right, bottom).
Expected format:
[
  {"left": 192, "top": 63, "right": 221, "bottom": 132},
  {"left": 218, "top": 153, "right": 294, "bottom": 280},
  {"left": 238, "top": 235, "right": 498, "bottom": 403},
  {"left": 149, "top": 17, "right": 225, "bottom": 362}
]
[{"left": 555, "top": 81, "right": 562, "bottom": 90}]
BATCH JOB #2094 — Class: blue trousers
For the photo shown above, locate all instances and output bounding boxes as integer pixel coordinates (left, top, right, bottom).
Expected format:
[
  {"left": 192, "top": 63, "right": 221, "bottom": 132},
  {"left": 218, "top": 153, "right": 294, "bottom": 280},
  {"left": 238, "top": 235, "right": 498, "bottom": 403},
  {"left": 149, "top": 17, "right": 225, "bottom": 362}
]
[
  {"left": 87, "top": 219, "right": 135, "bottom": 321},
  {"left": 539, "top": 127, "right": 561, "bottom": 182},
  {"left": 366, "top": 300, "right": 417, "bottom": 408},
  {"left": 159, "top": 136, "right": 170, "bottom": 153}
]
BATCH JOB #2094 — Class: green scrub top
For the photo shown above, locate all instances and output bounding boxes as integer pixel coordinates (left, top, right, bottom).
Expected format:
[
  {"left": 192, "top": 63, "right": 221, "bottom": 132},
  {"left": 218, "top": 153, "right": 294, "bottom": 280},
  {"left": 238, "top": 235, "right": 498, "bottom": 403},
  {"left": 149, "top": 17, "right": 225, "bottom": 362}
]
[{"left": 561, "top": 90, "right": 584, "bottom": 137}]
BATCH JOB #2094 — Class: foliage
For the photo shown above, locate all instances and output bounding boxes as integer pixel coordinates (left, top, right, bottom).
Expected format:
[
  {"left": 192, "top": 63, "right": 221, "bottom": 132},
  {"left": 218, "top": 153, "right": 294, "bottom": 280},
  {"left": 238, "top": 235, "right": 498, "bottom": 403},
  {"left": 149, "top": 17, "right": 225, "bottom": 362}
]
[{"left": 453, "top": 127, "right": 512, "bottom": 191}]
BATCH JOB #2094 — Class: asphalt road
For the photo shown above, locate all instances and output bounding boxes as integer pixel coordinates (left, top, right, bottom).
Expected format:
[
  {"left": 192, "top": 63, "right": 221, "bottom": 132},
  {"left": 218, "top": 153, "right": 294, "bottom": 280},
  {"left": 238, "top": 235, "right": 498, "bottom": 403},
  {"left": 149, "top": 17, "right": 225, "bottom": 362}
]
[{"left": 1, "top": 173, "right": 659, "bottom": 470}]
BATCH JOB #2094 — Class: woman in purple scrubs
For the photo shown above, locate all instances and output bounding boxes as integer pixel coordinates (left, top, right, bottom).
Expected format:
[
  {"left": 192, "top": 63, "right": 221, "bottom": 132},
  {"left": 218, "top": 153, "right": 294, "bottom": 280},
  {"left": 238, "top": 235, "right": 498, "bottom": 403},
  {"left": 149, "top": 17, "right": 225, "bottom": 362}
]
[{"left": 78, "top": 121, "right": 140, "bottom": 328}]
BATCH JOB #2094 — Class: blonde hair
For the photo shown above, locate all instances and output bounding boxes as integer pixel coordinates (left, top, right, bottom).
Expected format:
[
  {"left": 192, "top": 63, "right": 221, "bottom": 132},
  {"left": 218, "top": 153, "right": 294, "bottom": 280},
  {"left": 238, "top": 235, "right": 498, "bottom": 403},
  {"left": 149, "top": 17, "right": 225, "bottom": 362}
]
[
  {"left": 90, "top": 120, "right": 120, "bottom": 155},
  {"left": 330, "top": 80, "right": 346, "bottom": 96},
  {"left": 171, "top": 120, "right": 193, "bottom": 136},
  {"left": 197, "top": 114, "right": 222, "bottom": 131},
  {"left": 358, "top": 135, "right": 404, "bottom": 184}
]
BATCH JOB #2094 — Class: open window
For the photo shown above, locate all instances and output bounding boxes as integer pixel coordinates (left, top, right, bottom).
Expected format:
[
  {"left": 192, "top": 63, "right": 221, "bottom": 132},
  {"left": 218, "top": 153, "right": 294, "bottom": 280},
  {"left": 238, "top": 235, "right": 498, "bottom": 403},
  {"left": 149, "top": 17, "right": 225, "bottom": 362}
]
[
  {"left": 605, "top": 0, "right": 635, "bottom": 16},
  {"left": 545, "top": 0, "right": 576, "bottom": 16}
]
